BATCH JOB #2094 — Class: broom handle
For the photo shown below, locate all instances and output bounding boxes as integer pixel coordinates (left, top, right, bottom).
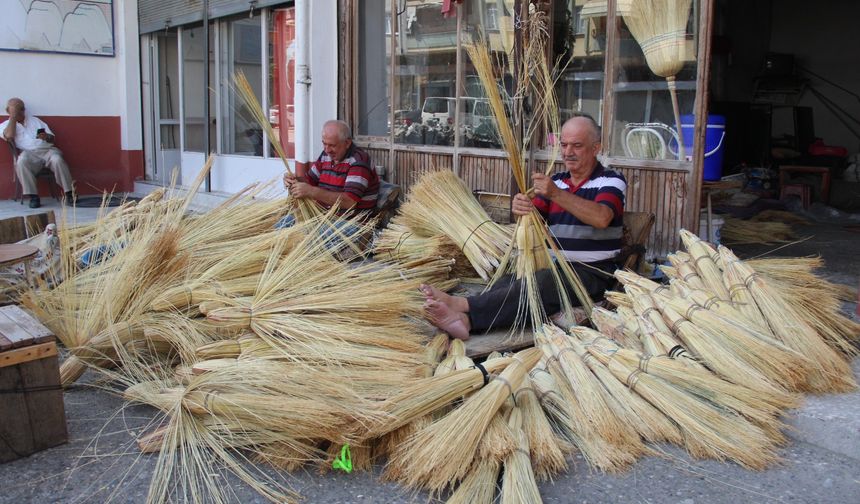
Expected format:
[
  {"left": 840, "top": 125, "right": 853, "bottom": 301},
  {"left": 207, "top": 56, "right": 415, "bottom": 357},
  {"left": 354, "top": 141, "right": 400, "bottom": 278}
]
[{"left": 666, "top": 76, "right": 685, "bottom": 161}]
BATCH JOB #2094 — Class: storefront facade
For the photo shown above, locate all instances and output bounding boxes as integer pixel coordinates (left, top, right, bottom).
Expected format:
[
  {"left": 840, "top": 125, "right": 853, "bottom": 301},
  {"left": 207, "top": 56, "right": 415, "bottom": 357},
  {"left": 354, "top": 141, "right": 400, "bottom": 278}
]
[{"left": 341, "top": 0, "right": 714, "bottom": 257}]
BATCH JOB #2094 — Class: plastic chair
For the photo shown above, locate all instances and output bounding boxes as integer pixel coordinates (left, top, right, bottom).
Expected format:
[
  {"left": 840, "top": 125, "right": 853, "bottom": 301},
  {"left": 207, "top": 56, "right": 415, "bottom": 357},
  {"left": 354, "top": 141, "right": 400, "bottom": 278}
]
[{"left": 6, "top": 139, "right": 60, "bottom": 204}]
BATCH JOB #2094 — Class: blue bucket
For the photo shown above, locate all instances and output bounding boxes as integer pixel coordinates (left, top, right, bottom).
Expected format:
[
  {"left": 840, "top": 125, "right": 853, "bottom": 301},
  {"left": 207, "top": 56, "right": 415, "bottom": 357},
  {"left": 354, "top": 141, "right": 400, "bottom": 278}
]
[{"left": 677, "top": 114, "right": 726, "bottom": 181}]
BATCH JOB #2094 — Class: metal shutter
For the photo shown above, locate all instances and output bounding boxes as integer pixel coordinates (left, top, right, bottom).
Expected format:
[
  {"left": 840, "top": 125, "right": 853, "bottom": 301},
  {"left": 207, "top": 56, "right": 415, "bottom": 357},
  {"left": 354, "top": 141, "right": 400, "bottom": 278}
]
[{"left": 139, "top": 0, "right": 292, "bottom": 34}]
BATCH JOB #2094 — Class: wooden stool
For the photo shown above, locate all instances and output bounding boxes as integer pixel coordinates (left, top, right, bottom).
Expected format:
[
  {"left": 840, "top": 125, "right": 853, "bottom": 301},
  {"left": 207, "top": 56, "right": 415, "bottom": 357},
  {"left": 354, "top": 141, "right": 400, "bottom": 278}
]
[
  {"left": 780, "top": 183, "right": 812, "bottom": 209},
  {"left": 779, "top": 165, "right": 832, "bottom": 204},
  {"left": 0, "top": 305, "right": 67, "bottom": 463}
]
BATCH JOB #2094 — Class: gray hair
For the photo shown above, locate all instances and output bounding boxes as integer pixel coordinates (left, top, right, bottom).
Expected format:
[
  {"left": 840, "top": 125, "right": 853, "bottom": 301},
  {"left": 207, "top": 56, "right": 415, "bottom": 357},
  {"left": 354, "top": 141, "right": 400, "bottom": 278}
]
[
  {"left": 323, "top": 120, "right": 352, "bottom": 142},
  {"left": 563, "top": 113, "right": 601, "bottom": 143}
]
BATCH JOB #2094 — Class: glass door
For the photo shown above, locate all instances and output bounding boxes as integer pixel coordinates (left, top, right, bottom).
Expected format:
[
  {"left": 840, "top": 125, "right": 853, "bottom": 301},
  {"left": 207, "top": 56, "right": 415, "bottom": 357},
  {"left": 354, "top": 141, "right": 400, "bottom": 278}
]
[{"left": 151, "top": 29, "right": 181, "bottom": 184}]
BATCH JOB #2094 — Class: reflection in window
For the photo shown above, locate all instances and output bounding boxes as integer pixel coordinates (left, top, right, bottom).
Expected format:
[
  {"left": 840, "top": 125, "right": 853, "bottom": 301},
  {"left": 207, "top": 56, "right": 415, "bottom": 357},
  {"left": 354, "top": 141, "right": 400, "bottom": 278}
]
[
  {"left": 393, "top": 0, "right": 457, "bottom": 146},
  {"left": 553, "top": 1, "right": 605, "bottom": 148},
  {"left": 269, "top": 7, "right": 296, "bottom": 159},
  {"left": 220, "top": 14, "right": 263, "bottom": 157},
  {"left": 182, "top": 24, "right": 215, "bottom": 153},
  {"left": 357, "top": 0, "right": 391, "bottom": 137},
  {"left": 459, "top": 1, "right": 514, "bottom": 149}
]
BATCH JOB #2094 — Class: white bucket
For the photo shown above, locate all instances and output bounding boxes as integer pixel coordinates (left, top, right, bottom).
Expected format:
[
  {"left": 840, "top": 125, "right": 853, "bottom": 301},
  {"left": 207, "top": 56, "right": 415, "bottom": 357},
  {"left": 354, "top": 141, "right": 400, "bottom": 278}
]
[{"left": 698, "top": 215, "right": 725, "bottom": 245}]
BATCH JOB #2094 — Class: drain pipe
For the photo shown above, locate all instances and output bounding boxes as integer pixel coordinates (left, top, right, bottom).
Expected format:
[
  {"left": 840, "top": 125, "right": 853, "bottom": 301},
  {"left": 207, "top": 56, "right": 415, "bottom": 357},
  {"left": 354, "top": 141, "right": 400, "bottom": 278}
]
[
  {"left": 203, "top": 0, "right": 211, "bottom": 191},
  {"left": 294, "top": 0, "right": 311, "bottom": 178}
]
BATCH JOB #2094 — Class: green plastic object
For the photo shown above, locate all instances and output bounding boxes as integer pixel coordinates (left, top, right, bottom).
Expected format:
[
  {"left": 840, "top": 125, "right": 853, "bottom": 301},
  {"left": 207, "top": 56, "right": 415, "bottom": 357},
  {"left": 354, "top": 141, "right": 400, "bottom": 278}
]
[{"left": 332, "top": 444, "right": 353, "bottom": 473}]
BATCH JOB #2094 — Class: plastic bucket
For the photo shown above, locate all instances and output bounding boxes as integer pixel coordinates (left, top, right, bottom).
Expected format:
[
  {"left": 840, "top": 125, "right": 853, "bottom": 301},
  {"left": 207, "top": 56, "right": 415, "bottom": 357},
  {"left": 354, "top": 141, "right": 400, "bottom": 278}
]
[{"left": 678, "top": 114, "right": 726, "bottom": 181}]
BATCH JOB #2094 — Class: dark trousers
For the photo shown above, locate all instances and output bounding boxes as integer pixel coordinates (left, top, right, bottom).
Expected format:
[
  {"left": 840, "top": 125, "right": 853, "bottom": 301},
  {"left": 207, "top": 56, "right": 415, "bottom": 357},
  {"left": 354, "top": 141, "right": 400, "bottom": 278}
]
[{"left": 467, "top": 260, "right": 617, "bottom": 332}]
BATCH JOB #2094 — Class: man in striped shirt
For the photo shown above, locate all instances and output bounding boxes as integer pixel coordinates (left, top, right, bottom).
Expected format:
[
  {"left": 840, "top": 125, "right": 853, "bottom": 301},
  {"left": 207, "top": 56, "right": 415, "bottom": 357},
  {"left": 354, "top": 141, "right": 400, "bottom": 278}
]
[
  {"left": 424, "top": 114, "right": 627, "bottom": 339},
  {"left": 284, "top": 120, "right": 379, "bottom": 215}
]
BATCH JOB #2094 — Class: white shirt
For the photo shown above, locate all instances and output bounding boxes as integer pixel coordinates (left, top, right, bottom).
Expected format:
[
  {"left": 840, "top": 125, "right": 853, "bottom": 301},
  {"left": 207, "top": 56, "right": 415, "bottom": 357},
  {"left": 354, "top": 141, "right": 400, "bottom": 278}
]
[{"left": 0, "top": 114, "right": 54, "bottom": 151}]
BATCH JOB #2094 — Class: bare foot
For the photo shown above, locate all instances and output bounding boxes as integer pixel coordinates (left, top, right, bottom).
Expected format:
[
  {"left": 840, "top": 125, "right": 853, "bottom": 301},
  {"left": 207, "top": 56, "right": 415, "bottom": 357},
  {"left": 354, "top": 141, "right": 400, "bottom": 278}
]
[
  {"left": 424, "top": 299, "right": 471, "bottom": 341},
  {"left": 419, "top": 284, "right": 468, "bottom": 312}
]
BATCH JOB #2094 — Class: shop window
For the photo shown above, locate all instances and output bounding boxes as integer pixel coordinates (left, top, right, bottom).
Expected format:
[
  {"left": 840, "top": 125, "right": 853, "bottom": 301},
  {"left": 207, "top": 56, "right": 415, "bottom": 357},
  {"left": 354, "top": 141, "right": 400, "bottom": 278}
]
[
  {"left": 553, "top": 1, "right": 607, "bottom": 148},
  {"left": 610, "top": 0, "right": 699, "bottom": 161},
  {"left": 182, "top": 24, "right": 215, "bottom": 153},
  {"left": 269, "top": 7, "right": 296, "bottom": 159},
  {"left": 356, "top": 0, "right": 392, "bottom": 137},
  {"left": 459, "top": 0, "right": 514, "bottom": 149},
  {"left": 220, "top": 14, "right": 264, "bottom": 157}
]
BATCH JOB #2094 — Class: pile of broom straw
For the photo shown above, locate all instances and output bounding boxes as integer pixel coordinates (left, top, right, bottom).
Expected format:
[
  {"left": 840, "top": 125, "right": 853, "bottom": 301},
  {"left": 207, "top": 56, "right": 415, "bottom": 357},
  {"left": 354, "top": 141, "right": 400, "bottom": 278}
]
[
  {"left": 721, "top": 215, "right": 798, "bottom": 245},
  {"left": 374, "top": 169, "right": 512, "bottom": 282},
  {"left": 24, "top": 161, "right": 860, "bottom": 502}
]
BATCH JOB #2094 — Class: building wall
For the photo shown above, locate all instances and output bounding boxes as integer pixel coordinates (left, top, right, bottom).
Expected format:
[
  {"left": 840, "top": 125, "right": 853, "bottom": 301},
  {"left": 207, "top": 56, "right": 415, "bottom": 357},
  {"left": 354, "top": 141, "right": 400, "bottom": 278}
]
[
  {"left": 0, "top": 0, "right": 143, "bottom": 199},
  {"left": 770, "top": 0, "right": 860, "bottom": 153}
]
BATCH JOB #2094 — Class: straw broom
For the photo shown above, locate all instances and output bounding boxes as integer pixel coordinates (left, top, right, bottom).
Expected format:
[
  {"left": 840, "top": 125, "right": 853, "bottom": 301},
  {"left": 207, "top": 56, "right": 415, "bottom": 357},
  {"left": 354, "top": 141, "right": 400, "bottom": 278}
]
[
  {"left": 446, "top": 404, "right": 513, "bottom": 504},
  {"left": 595, "top": 345, "right": 781, "bottom": 470},
  {"left": 623, "top": 0, "right": 693, "bottom": 160},
  {"left": 591, "top": 305, "right": 643, "bottom": 351},
  {"left": 500, "top": 407, "right": 543, "bottom": 504},
  {"left": 720, "top": 217, "right": 796, "bottom": 245},
  {"left": 680, "top": 230, "right": 731, "bottom": 300},
  {"left": 366, "top": 357, "right": 513, "bottom": 440},
  {"left": 604, "top": 347, "right": 791, "bottom": 443},
  {"left": 529, "top": 361, "right": 636, "bottom": 472},
  {"left": 722, "top": 264, "right": 771, "bottom": 330},
  {"left": 657, "top": 296, "right": 810, "bottom": 397},
  {"left": 539, "top": 325, "right": 644, "bottom": 450},
  {"left": 513, "top": 376, "right": 568, "bottom": 481},
  {"left": 745, "top": 257, "right": 860, "bottom": 356},
  {"left": 719, "top": 247, "right": 857, "bottom": 392},
  {"left": 384, "top": 347, "right": 542, "bottom": 493},
  {"left": 569, "top": 327, "right": 683, "bottom": 445},
  {"left": 394, "top": 170, "right": 512, "bottom": 281},
  {"left": 466, "top": 26, "right": 594, "bottom": 329}
]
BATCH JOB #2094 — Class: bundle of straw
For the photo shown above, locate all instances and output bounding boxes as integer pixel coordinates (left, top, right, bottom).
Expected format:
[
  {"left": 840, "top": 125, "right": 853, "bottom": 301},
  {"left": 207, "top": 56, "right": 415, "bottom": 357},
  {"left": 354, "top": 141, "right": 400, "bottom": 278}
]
[
  {"left": 465, "top": 17, "right": 594, "bottom": 332},
  {"left": 394, "top": 170, "right": 511, "bottom": 281},
  {"left": 719, "top": 247, "right": 857, "bottom": 392},
  {"left": 500, "top": 407, "right": 543, "bottom": 504},
  {"left": 720, "top": 217, "right": 796, "bottom": 245},
  {"left": 384, "top": 347, "right": 542, "bottom": 492},
  {"left": 592, "top": 343, "right": 782, "bottom": 470},
  {"left": 233, "top": 71, "right": 320, "bottom": 221}
]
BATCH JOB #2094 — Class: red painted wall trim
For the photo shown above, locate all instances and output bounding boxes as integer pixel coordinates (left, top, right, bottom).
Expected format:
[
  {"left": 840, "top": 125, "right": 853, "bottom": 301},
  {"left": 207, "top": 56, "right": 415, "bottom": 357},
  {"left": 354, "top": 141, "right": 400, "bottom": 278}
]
[{"left": 0, "top": 115, "right": 141, "bottom": 199}]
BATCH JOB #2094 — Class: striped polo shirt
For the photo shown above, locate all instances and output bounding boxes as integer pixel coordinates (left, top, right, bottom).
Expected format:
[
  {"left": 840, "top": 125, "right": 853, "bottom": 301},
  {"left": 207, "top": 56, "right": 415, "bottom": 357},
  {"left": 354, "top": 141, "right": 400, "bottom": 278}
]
[
  {"left": 307, "top": 144, "right": 379, "bottom": 213},
  {"left": 532, "top": 163, "right": 627, "bottom": 263}
]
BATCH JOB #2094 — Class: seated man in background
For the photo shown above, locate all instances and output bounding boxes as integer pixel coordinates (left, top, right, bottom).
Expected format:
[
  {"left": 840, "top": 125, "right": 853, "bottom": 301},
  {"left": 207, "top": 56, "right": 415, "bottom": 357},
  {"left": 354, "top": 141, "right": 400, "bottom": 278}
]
[
  {"left": 2, "top": 97, "right": 75, "bottom": 208},
  {"left": 423, "top": 114, "right": 626, "bottom": 339},
  {"left": 283, "top": 119, "right": 379, "bottom": 216}
]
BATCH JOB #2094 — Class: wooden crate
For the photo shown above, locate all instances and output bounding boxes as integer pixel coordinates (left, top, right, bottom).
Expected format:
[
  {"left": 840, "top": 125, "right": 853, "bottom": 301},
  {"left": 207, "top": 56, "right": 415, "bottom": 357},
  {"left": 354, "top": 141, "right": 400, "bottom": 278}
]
[{"left": 0, "top": 305, "right": 67, "bottom": 463}]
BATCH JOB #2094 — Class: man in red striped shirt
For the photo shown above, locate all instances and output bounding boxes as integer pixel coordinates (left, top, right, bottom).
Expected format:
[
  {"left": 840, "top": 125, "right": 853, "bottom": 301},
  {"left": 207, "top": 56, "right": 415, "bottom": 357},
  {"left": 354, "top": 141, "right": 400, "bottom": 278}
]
[{"left": 284, "top": 120, "right": 379, "bottom": 215}]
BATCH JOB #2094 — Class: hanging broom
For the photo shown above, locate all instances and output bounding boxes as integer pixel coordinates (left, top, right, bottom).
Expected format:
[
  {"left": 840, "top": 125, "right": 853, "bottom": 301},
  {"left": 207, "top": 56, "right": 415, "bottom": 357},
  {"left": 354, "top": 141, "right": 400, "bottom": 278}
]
[{"left": 623, "top": 0, "right": 694, "bottom": 160}]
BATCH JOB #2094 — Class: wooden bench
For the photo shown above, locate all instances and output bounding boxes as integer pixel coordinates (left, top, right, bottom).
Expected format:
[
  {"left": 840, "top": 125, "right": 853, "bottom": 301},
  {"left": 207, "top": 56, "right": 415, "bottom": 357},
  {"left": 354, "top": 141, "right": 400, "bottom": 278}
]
[{"left": 0, "top": 305, "right": 67, "bottom": 463}]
